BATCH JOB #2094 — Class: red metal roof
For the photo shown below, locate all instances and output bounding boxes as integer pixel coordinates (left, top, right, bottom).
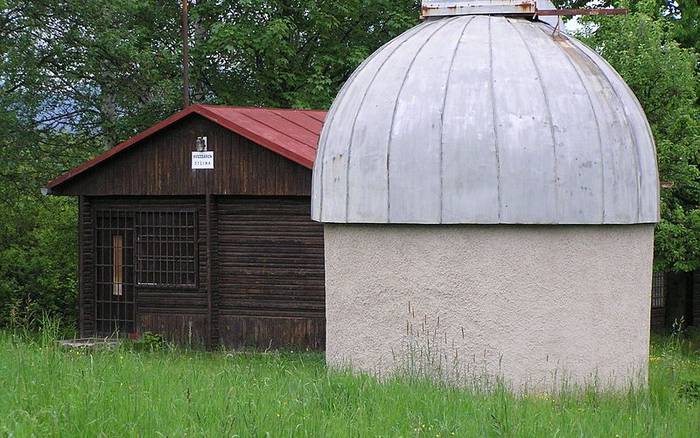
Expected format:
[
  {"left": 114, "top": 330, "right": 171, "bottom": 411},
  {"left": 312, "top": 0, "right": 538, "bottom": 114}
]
[{"left": 47, "top": 104, "right": 327, "bottom": 189}]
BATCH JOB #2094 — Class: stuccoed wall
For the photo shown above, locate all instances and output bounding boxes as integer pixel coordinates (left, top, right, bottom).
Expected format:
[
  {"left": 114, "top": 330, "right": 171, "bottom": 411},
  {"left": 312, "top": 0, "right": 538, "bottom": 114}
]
[{"left": 324, "top": 224, "right": 654, "bottom": 391}]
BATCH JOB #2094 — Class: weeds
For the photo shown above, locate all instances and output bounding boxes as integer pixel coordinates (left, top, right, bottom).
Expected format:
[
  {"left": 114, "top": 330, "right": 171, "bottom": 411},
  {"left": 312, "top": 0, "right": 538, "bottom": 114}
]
[
  {"left": 6, "top": 295, "right": 75, "bottom": 345},
  {"left": 0, "top": 330, "right": 698, "bottom": 436},
  {"left": 7, "top": 295, "right": 41, "bottom": 339},
  {"left": 127, "top": 332, "right": 172, "bottom": 352},
  {"left": 392, "top": 303, "right": 599, "bottom": 394},
  {"left": 393, "top": 301, "right": 492, "bottom": 389}
]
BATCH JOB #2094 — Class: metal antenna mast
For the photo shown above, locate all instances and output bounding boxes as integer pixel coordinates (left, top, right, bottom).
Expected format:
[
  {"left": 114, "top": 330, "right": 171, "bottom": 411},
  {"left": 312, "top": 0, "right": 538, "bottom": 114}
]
[{"left": 181, "top": 0, "right": 190, "bottom": 108}]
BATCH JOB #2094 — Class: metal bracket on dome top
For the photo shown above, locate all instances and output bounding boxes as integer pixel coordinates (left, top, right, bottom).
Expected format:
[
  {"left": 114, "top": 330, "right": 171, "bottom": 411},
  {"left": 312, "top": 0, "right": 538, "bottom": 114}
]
[
  {"left": 420, "top": 2, "right": 627, "bottom": 20},
  {"left": 535, "top": 7, "right": 628, "bottom": 35},
  {"left": 535, "top": 8, "right": 628, "bottom": 17},
  {"left": 421, "top": 1, "right": 537, "bottom": 19}
]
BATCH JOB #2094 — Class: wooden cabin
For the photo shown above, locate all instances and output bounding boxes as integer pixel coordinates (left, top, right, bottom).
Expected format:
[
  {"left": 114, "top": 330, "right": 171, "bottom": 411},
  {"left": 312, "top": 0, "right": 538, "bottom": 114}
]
[
  {"left": 46, "top": 105, "right": 327, "bottom": 349},
  {"left": 650, "top": 270, "right": 700, "bottom": 331}
]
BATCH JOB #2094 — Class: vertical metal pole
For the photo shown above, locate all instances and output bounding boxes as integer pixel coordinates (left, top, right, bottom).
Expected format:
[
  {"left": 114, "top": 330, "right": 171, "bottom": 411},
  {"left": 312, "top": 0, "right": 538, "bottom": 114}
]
[
  {"left": 205, "top": 175, "right": 213, "bottom": 348},
  {"left": 181, "top": 0, "right": 190, "bottom": 108},
  {"left": 78, "top": 196, "right": 85, "bottom": 337}
]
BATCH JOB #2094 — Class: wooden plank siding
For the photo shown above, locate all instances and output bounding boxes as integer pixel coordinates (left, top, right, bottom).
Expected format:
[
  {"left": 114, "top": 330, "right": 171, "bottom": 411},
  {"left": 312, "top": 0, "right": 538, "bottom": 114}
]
[
  {"left": 650, "top": 307, "right": 665, "bottom": 331},
  {"left": 50, "top": 115, "right": 311, "bottom": 197},
  {"left": 80, "top": 195, "right": 324, "bottom": 349},
  {"left": 217, "top": 197, "right": 325, "bottom": 349},
  {"left": 207, "top": 193, "right": 220, "bottom": 347}
]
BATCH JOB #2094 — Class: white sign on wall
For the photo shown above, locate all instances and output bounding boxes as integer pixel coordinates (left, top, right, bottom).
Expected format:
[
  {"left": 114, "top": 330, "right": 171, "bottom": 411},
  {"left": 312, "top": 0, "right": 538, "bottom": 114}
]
[{"left": 192, "top": 151, "right": 214, "bottom": 170}]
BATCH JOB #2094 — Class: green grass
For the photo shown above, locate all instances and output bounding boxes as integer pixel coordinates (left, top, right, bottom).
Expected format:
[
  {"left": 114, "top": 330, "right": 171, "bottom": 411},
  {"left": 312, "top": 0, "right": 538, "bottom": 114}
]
[{"left": 0, "top": 331, "right": 699, "bottom": 437}]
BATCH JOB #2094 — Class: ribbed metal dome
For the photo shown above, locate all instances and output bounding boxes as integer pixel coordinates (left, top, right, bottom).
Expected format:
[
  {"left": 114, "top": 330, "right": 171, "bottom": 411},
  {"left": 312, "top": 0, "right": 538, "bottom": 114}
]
[{"left": 311, "top": 15, "right": 659, "bottom": 224}]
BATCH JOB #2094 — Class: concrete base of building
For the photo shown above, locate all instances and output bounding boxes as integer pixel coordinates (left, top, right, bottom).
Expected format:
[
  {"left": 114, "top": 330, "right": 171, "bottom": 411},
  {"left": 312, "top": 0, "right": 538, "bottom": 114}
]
[{"left": 324, "top": 224, "right": 654, "bottom": 392}]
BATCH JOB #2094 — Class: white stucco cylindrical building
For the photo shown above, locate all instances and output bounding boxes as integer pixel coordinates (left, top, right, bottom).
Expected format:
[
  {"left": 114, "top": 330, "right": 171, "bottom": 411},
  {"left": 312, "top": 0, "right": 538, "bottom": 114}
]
[{"left": 312, "top": 1, "right": 659, "bottom": 391}]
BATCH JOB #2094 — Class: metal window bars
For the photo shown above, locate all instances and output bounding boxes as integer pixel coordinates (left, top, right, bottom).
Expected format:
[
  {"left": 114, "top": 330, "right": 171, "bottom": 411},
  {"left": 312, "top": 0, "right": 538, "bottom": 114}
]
[
  {"left": 94, "top": 208, "right": 197, "bottom": 336},
  {"left": 135, "top": 210, "right": 197, "bottom": 289},
  {"left": 651, "top": 271, "right": 665, "bottom": 309},
  {"left": 94, "top": 210, "right": 135, "bottom": 335}
]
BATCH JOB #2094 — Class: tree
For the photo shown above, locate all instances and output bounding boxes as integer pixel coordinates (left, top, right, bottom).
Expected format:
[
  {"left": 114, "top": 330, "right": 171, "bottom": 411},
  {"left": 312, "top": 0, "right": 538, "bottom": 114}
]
[
  {"left": 0, "top": 0, "right": 186, "bottom": 328},
  {"left": 189, "top": 0, "right": 419, "bottom": 109},
  {"left": 0, "top": 0, "right": 184, "bottom": 148},
  {"left": 666, "top": 0, "right": 700, "bottom": 62},
  {"left": 554, "top": 0, "right": 700, "bottom": 56}
]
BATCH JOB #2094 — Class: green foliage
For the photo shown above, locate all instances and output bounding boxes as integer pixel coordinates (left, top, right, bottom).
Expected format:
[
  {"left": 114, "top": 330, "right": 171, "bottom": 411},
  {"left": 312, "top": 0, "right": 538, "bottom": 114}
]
[
  {"left": 678, "top": 378, "right": 700, "bottom": 402},
  {"left": 0, "top": 0, "right": 189, "bottom": 329},
  {"left": 0, "top": 197, "right": 79, "bottom": 328},
  {"left": 1, "top": 0, "right": 184, "bottom": 147},
  {"left": 669, "top": 0, "right": 700, "bottom": 55},
  {"left": 192, "top": 0, "right": 419, "bottom": 109},
  {"left": 0, "top": 333, "right": 698, "bottom": 435},
  {"left": 5, "top": 311, "right": 71, "bottom": 346}
]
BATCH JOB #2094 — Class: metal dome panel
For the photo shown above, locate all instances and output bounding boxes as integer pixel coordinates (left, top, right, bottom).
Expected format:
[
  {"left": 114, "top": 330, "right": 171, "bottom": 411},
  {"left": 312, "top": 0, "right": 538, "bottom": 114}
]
[{"left": 311, "top": 16, "right": 659, "bottom": 224}]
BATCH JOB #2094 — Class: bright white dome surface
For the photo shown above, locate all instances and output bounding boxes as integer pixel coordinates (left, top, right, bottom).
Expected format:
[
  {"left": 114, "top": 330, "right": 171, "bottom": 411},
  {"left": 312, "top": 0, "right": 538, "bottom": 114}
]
[{"left": 311, "top": 15, "right": 659, "bottom": 224}]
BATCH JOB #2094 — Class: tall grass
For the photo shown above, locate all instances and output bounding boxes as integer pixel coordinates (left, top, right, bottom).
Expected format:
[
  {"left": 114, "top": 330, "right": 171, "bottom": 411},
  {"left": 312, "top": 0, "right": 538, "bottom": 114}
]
[{"left": 0, "top": 328, "right": 698, "bottom": 436}]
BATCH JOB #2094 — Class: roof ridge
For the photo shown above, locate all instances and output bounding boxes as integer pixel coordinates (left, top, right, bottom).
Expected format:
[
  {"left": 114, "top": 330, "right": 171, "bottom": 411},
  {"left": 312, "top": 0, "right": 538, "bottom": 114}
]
[{"left": 198, "top": 103, "right": 325, "bottom": 113}]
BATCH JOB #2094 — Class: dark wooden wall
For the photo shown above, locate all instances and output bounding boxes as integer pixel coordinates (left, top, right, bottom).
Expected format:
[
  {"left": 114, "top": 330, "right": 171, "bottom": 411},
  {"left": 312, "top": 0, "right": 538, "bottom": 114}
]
[
  {"left": 217, "top": 197, "right": 325, "bottom": 349},
  {"left": 80, "top": 195, "right": 325, "bottom": 349},
  {"left": 652, "top": 270, "right": 700, "bottom": 331},
  {"left": 665, "top": 272, "right": 694, "bottom": 330},
  {"left": 52, "top": 115, "right": 311, "bottom": 197},
  {"left": 650, "top": 307, "right": 665, "bottom": 331}
]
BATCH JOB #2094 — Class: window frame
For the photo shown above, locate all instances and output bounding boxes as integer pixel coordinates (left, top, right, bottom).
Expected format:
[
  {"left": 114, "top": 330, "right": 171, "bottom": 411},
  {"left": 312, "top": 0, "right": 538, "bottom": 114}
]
[
  {"left": 134, "top": 209, "right": 199, "bottom": 290},
  {"left": 112, "top": 234, "right": 124, "bottom": 296}
]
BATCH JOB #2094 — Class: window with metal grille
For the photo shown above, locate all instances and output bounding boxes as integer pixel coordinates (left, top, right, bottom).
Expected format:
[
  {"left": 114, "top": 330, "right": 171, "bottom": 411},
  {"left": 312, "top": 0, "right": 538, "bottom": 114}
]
[
  {"left": 651, "top": 271, "right": 665, "bottom": 309},
  {"left": 135, "top": 211, "right": 197, "bottom": 288}
]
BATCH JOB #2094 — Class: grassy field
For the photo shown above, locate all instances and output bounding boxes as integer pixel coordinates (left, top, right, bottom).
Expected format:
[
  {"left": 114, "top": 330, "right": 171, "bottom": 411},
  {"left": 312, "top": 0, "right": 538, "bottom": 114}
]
[{"left": 0, "top": 329, "right": 699, "bottom": 437}]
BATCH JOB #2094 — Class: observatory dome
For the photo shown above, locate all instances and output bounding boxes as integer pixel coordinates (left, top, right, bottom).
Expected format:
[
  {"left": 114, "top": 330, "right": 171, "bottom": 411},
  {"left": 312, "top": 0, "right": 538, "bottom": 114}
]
[{"left": 311, "top": 15, "right": 659, "bottom": 224}]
